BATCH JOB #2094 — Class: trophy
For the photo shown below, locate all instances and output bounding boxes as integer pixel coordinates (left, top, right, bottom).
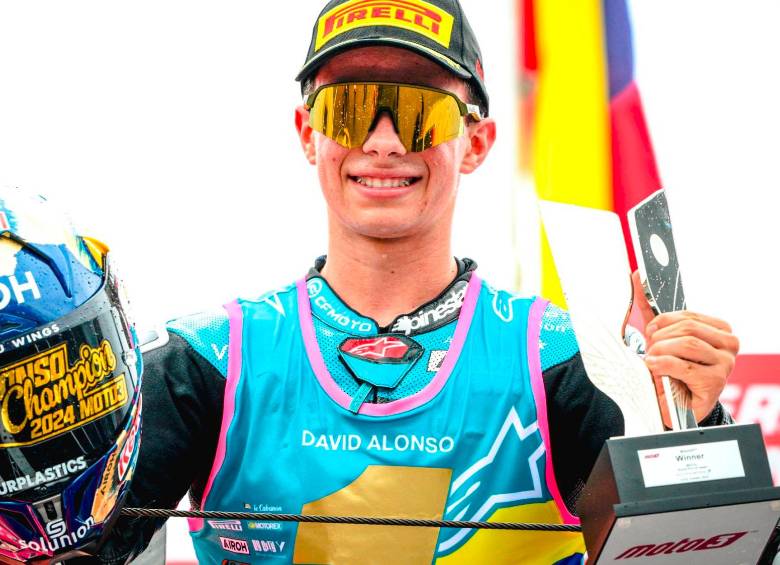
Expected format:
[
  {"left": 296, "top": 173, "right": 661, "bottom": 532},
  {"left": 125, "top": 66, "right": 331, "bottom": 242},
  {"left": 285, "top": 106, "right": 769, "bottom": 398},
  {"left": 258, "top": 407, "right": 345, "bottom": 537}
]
[
  {"left": 540, "top": 192, "right": 780, "bottom": 564},
  {"left": 627, "top": 190, "right": 696, "bottom": 431}
]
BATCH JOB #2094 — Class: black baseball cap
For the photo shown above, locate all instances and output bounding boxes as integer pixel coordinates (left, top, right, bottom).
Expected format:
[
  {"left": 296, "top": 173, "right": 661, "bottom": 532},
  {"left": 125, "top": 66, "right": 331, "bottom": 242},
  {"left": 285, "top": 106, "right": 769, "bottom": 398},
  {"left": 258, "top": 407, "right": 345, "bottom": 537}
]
[{"left": 295, "top": 0, "right": 489, "bottom": 114}]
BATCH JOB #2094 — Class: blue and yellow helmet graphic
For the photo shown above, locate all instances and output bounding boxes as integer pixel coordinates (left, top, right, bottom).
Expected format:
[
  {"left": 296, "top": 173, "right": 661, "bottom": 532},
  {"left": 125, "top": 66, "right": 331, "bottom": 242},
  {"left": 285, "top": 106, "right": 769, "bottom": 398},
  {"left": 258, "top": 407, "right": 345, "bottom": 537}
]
[{"left": 0, "top": 188, "right": 142, "bottom": 563}]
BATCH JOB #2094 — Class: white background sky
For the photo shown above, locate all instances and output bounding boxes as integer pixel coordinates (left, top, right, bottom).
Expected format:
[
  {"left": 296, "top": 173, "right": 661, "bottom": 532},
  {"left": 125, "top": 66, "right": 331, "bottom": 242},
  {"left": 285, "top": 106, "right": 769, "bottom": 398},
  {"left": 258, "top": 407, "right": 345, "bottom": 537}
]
[
  {"left": 1, "top": 2, "right": 778, "bottom": 353},
  {"left": 1, "top": 1, "right": 779, "bottom": 560}
]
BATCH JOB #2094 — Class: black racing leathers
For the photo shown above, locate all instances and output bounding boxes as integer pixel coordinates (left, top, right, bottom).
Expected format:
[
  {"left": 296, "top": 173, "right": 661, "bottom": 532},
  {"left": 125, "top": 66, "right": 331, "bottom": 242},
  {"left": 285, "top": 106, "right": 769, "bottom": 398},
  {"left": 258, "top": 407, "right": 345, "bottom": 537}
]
[{"left": 73, "top": 330, "right": 732, "bottom": 564}]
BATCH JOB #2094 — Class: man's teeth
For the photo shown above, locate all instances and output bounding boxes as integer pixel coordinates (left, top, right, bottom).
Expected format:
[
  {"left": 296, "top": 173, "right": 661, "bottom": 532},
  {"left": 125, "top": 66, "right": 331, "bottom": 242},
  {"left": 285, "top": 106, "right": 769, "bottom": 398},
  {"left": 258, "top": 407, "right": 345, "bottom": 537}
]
[{"left": 354, "top": 176, "right": 414, "bottom": 188}]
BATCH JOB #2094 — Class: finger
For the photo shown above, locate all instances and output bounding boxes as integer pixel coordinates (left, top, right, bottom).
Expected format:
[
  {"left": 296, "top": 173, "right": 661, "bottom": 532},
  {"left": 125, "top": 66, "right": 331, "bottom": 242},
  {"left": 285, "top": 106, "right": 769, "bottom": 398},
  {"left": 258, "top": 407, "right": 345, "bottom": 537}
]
[
  {"left": 646, "top": 311, "right": 732, "bottom": 335},
  {"left": 647, "top": 319, "right": 740, "bottom": 353},
  {"left": 646, "top": 348, "right": 732, "bottom": 424},
  {"left": 646, "top": 336, "right": 722, "bottom": 366},
  {"left": 646, "top": 349, "right": 732, "bottom": 383}
]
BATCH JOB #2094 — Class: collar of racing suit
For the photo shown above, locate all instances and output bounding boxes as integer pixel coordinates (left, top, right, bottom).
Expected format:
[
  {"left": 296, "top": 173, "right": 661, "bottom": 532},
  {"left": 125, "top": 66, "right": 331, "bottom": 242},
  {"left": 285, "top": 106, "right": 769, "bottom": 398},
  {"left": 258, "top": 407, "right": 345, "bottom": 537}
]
[
  {"left": 307, "top": 256, "right": 477, "bottom": 336},
  {"left": 306, "top": 257, "right": 477, "bottom": 411}
]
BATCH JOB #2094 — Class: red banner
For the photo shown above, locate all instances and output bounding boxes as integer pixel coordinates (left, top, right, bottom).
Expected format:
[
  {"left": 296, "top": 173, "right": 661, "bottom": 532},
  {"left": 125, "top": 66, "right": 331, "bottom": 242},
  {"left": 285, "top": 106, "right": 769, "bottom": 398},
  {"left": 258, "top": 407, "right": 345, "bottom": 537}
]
[{"left": 720, "top": 355, "right": 780, "bottom": 485}]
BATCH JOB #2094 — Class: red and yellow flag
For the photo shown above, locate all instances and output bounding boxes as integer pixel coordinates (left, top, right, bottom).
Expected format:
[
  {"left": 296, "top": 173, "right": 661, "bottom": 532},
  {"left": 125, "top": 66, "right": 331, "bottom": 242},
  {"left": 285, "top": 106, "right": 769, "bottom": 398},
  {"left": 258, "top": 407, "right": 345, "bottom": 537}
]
[{"left": 520, "top": 0, "right": 661, "bottom": 306}]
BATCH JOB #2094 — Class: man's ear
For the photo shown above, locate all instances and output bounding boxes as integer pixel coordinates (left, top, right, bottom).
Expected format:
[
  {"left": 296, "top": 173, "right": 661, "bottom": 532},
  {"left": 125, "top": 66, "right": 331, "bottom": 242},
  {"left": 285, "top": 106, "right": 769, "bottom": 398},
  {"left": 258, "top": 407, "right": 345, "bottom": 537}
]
[
  {"left": 460, "top": 117, "right": 496, "bottom": 174},
  {"left": 295, "top": 105, "right": 316, "bottom": 165}
]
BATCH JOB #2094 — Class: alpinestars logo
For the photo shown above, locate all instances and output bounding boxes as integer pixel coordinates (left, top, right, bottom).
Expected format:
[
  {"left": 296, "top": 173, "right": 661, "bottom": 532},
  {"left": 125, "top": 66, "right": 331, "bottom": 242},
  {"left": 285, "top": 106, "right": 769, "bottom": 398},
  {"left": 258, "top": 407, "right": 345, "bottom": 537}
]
[
  {"left": 341, "top": 336, "right": 410, "bottom": 360},
  {"left": 438, "top": 407, "right": 543, "bottom": 554},
  {"left": 391, "top": 281, "right": 466, "bottom": 335}
]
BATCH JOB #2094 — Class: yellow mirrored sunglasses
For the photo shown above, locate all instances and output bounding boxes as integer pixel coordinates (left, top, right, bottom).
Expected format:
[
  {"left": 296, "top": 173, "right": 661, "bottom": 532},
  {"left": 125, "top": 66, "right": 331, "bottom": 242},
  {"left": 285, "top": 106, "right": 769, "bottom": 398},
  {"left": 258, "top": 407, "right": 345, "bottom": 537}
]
[{"left": 304, "top": 82, "right": 483, "bottom": 153}]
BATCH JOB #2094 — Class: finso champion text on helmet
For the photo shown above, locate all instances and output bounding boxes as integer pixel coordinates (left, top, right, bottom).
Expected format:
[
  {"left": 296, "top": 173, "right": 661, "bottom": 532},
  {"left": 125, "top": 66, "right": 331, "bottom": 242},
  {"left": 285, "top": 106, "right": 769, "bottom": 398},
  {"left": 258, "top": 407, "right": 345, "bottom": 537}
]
[{"left": 0, "top": 189, "right": 142, "bottom": 563}]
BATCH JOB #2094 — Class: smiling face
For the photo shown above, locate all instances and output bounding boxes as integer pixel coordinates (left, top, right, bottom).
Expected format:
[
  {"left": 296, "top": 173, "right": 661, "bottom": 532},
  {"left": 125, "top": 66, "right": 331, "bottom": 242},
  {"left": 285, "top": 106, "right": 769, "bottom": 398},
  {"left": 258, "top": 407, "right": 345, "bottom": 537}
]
[{"left": 295, "top": 46, "right": 495, "bottom": 244}]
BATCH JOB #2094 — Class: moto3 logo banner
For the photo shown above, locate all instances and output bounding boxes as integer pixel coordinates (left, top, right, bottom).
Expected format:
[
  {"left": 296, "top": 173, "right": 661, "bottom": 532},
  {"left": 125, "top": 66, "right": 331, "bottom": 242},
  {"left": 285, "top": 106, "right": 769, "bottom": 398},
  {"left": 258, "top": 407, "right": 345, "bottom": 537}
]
[{"left": 614, "top": 531, "right": 748, "bottom": 559}]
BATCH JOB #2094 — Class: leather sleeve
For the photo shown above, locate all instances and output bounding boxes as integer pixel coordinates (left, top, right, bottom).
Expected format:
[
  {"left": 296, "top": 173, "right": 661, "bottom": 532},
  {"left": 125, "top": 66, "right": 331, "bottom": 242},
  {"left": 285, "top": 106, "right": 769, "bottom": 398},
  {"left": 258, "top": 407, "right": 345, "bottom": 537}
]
[
  {"left": 68, "top": 332, "right": 225, "bottom": 564},
  {"left": 543, "top": 352, "right": 732, "bottom": 515}
]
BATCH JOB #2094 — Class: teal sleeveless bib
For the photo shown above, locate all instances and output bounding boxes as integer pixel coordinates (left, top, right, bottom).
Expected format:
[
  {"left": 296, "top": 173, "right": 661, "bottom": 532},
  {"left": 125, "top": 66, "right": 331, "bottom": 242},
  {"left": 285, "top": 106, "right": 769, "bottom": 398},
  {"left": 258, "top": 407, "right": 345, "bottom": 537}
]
[{"left": 189, "top": 274, "right": 585, "bottom": 564}]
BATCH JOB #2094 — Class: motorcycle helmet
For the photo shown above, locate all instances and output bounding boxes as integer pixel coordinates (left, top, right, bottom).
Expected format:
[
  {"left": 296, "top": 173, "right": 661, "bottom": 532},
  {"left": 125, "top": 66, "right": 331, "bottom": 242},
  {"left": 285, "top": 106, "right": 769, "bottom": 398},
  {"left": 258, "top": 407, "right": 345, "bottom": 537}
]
[{"left": 0, "top": 189, "right": 142, "bottom": 563}]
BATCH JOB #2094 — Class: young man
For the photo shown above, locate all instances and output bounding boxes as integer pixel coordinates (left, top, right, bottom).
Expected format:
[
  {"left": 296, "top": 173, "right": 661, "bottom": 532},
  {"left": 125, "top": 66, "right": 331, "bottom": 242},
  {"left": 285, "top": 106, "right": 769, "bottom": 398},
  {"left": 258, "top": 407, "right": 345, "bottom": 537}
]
[{"left": 95, "top": 1, "right": 738, "bottom": 563}]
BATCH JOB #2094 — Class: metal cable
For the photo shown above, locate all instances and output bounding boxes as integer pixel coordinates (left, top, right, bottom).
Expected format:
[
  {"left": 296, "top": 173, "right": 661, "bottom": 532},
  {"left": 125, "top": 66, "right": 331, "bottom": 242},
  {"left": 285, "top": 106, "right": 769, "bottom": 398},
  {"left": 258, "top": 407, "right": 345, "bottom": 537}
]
[{"left": 121, "top": 508, "right": 582, "bottom": 532}]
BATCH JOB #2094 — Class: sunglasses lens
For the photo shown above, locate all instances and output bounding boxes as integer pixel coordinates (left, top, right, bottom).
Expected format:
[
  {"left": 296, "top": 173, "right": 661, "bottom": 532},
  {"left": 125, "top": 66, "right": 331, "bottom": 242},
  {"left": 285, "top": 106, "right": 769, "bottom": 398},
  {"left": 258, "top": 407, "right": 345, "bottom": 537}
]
[
  {"left": 395, "top": 86, "right": 463, "bottom": 152},
  {"left": 308, "top": 84, "right": 375, "bottom": 149},
  {"left": 308, "top": 84, "right": 464, "bottom": 152}
]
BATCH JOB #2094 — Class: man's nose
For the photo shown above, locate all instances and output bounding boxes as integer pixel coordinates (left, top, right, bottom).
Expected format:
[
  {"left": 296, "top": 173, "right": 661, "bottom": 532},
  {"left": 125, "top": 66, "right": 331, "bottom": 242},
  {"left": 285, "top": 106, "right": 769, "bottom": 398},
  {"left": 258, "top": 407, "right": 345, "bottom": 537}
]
[{"left": 362, "top": 113, "right": 407, "bottom": 157}]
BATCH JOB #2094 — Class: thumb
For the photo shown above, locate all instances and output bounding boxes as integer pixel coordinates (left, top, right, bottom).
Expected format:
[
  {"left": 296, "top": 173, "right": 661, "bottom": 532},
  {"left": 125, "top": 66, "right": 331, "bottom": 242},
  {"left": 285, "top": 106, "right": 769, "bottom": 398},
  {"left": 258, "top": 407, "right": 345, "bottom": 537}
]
[{"left": 631, "top": 270, "right": 657, "bottom": 333}]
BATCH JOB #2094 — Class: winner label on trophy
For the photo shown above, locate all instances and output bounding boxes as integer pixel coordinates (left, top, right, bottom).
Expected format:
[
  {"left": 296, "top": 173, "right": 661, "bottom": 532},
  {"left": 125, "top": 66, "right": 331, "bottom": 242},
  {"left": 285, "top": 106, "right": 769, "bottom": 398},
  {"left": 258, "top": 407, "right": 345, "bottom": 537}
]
[{"left": 540, "top": 193, "right": 780, "bottom": 564}]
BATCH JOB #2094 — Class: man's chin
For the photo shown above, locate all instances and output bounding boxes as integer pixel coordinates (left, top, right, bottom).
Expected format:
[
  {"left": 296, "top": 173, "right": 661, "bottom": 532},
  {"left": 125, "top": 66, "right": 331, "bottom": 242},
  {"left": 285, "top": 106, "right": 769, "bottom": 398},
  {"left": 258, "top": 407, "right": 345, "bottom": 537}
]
[{"left": 343, "top": 218, "right": 423, "bottom": 240}]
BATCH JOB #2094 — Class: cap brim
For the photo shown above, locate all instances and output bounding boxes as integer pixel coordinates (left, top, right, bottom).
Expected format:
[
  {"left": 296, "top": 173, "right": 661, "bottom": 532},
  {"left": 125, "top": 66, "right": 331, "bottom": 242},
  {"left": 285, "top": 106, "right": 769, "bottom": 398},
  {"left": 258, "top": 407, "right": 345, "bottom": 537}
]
[{"left": 295, "top": 37, "right": 471, "bottom": 83}]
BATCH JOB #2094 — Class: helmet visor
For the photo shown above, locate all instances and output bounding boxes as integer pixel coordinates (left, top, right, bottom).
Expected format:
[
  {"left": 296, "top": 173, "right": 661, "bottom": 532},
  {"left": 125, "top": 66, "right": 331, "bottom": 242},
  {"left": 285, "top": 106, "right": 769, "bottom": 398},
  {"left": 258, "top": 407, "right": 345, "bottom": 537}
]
[{"left": 0, "top": 256, "right": 140, "bottom": 503}]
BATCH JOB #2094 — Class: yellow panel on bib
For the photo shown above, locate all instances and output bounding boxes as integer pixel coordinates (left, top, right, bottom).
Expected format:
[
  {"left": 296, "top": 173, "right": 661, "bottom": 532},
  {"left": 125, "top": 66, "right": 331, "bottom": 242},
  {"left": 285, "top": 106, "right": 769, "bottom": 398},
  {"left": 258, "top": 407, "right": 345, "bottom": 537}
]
[
  {"left": 294, "top": 465, "right": 452, "bottom": 564},
  {"left": 435, "top": 500, "right": 585, "bottom": 564}
]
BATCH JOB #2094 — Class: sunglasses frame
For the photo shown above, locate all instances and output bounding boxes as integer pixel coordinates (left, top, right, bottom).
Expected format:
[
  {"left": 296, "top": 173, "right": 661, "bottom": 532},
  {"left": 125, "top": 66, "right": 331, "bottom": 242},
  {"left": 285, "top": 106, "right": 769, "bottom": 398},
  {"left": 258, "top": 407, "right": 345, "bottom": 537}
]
[{"left": 303, "top": 81, "right": 484, "bottom": 122}]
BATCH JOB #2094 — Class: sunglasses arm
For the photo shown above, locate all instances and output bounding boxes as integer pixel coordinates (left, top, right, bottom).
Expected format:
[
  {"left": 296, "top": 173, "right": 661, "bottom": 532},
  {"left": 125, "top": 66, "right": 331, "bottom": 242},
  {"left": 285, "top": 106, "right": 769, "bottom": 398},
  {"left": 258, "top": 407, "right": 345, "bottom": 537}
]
[{"left": 465, "top": 103, "right": 483, "bottom": 121}]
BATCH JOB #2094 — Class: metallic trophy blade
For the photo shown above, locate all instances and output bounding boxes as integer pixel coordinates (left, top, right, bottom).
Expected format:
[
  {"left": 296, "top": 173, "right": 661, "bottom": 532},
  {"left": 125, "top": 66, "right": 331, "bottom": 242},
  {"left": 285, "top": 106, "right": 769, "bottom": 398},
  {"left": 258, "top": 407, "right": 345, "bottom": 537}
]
[
  {"left": 539, "top": 201, "right": 664, "bottom": 437},
  {"left": 628, "top": 189, "right": 697, "bottom": 430}
]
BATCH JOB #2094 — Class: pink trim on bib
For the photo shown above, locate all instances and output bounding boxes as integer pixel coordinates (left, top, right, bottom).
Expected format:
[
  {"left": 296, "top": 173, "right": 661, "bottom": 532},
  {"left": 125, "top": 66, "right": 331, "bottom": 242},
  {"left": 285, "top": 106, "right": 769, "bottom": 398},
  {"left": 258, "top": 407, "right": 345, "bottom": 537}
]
[
  {"left": 188, "top": 300, "right": 244, "bottom": 532},
  {"left": 528, "top": 298, "right": 580, "bottom": 525},
  {"left": 296, "top": 274, "right": 482, "bottom": 416}
]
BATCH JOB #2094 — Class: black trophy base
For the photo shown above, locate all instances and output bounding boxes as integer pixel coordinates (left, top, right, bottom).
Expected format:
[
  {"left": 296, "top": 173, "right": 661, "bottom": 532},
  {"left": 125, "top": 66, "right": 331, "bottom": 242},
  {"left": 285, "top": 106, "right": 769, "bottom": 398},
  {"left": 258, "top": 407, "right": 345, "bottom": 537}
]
[{"left": 577, "top": 423, "right": 780, "bottom": 564}]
